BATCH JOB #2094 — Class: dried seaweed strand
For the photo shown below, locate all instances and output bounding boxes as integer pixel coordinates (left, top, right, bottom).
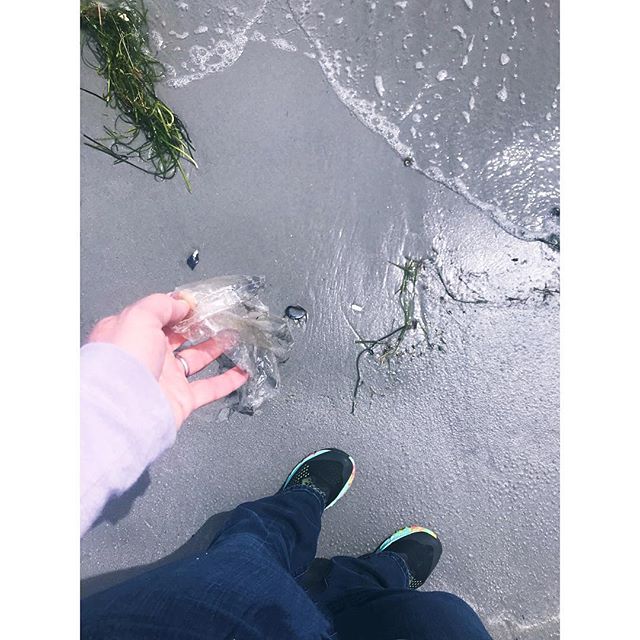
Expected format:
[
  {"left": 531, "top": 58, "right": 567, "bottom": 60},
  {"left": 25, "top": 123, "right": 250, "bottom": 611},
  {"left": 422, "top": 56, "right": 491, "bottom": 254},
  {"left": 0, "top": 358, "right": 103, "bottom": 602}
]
[
  {"left": 351, "top": 258, "right": 426, "bottom": 414},
  {"left": 80, "top": 1, "right": 197, "bottom": 190}
]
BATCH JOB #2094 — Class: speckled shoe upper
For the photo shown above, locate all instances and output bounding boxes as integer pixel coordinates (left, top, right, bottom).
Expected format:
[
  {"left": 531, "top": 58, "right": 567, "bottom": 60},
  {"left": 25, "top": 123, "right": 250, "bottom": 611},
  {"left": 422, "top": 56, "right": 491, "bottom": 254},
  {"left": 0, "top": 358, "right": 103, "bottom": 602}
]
[
  {"left": 280, "top": 448, "right": 356, "bottom": 509},
  {"left": 377, "top": 525, "right": 442, "bottom": 589}
]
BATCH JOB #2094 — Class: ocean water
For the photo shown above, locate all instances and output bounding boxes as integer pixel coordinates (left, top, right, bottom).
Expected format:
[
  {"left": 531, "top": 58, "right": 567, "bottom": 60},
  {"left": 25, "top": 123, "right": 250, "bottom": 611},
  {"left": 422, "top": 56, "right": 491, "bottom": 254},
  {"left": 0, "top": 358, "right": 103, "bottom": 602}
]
[{"left": 148, "top": 0, "right": 559, "bottom": 249}]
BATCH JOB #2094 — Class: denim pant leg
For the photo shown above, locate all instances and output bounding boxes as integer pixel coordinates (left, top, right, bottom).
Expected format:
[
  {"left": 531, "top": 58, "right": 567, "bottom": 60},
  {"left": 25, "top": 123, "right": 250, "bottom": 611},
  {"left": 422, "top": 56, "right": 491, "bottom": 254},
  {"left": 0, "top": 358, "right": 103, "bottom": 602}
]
[
  {"left": 307, "top": 552, "right": 492, "bottom": 640},
  {"left": 82, "top": 487, "right": 332, "bottom": 640}
]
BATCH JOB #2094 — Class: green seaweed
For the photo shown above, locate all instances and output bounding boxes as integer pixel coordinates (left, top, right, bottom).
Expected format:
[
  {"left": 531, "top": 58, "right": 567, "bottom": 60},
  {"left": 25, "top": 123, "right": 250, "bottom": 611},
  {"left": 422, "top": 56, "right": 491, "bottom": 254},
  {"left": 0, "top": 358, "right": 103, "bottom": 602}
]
[
  {"left": 80, "top": 1, "right": 197, "bottom": 190},
  {"left": 351, "top": 258, "right": 427, "bottom": 414}
]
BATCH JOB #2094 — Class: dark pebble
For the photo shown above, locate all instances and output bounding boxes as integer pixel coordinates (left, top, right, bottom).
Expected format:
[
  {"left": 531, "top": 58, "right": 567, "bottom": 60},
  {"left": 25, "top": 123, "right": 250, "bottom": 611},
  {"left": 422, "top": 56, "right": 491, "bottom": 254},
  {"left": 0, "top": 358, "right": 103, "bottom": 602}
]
[
  {"left": 285, "top": 305, "right": 308, "bottom": 322},
  {"left": 403, "top": 157, "right": 413, "bottom": 167}
]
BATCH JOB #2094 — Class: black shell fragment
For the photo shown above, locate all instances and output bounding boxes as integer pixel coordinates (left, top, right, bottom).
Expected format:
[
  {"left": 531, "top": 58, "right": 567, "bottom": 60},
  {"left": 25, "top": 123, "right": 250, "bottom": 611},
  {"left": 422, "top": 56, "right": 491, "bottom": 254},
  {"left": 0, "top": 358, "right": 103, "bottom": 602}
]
[{"left": 187, "top": 249, "right": 200, "bottom": 270}]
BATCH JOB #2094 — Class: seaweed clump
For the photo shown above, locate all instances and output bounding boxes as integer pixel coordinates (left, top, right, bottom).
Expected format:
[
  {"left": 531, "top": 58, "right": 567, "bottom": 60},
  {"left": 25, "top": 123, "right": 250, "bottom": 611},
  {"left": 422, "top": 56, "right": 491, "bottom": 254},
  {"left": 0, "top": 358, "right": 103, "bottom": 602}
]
[
  {"left": 80, "top": 1, "right": 197, "bottom": 190},
  {"left": 351, "top": 258, "right": 427, "bottom": 414}
]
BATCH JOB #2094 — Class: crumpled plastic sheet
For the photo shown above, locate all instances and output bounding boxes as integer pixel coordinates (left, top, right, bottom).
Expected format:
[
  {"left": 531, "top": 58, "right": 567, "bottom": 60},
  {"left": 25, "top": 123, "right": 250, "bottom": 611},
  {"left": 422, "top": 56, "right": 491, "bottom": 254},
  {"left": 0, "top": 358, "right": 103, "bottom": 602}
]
[{"left": 172, "top": 275, "right": 293, "bottom": 416}]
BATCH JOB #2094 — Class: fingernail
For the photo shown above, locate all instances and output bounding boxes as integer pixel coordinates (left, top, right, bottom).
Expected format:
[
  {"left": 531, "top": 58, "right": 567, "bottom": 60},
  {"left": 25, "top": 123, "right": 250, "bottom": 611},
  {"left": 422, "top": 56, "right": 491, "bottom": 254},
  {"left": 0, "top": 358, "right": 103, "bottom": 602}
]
[{"left": 172, "top": 291, "right": 196, "bottom": 312}]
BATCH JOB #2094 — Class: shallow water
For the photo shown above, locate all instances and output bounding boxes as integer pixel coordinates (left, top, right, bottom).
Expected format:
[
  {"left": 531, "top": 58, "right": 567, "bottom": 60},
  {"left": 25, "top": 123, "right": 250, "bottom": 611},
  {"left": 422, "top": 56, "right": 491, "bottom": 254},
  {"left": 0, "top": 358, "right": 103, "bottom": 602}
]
[{"left": 148, "top": 0, "right": 559, "bottom": 248}]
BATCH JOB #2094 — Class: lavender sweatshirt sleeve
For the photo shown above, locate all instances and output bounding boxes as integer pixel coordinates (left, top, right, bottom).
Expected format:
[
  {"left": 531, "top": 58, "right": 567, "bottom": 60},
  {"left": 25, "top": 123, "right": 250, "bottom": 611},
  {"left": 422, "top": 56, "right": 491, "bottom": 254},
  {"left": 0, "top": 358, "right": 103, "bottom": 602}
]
[{"left": 80, "top": 343, "right": 176, "bottom": 536}]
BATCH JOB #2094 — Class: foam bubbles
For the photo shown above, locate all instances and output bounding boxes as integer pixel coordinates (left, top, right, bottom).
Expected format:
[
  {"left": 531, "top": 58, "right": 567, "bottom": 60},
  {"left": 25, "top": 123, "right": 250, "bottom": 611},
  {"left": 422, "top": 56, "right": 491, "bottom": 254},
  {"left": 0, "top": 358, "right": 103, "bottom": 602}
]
[
  {"left": 271, "top": 37, "right": 297, "bottom": 52},
  {"left": 152, "top": 0, "right": 559, "bottom": 246}
]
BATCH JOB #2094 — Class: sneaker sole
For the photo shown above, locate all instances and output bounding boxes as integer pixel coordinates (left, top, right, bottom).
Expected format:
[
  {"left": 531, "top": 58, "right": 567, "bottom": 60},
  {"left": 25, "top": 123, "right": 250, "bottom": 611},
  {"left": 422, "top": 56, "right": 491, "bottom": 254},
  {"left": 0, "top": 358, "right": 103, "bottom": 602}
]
[
  {"left": 281, "top": 448, "right": 356, "bottom": 510},
  {"left": 376, "top": 525, "right": 439, "bottom": 553}
]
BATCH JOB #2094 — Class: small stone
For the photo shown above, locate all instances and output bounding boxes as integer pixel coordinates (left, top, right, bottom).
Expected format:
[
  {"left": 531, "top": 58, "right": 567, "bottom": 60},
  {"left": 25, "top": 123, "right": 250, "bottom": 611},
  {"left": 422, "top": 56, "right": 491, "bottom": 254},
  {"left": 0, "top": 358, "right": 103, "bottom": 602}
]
[
  {"left": 187, "top": 249, "right": 200, "bottom": 270},
  {"left": 550, "top": 206, "right": 560, "bottom": 217},
  {"left": 403, "top": 157, "right": 413, "bottom": 166},
  {"left": 284, "top": 305, "right": 308, "bottom": 322}
]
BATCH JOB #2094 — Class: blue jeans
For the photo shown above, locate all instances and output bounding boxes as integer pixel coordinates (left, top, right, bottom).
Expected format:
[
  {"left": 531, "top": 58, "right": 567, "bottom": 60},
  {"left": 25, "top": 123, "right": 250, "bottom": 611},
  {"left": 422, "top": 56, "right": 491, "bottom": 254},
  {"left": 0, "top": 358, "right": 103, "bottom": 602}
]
[{"left": 82, "top": 487, "right": 492, "bottom": 639}]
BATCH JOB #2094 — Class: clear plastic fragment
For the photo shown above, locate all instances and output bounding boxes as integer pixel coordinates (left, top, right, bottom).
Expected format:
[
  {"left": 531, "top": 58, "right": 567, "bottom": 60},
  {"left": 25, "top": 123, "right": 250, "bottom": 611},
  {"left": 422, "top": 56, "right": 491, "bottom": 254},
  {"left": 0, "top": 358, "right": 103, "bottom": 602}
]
[{"left": 172, "top": 275, "right": 293, "bottom": 416}]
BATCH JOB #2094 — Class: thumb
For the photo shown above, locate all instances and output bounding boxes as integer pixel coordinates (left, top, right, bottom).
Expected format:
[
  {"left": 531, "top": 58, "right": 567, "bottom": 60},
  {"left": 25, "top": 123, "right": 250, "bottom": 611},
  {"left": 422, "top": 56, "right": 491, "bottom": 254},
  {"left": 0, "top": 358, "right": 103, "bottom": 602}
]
[{"left": 132, "top": 293, "right": 192, "bottom": 328}]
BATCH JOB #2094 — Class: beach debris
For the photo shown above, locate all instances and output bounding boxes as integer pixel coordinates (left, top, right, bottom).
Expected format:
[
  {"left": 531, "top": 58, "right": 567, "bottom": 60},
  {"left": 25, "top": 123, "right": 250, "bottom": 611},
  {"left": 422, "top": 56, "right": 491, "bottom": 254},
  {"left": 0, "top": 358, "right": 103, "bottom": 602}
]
[
  {"left": 173, "top": 276, "right": 293, "bottom": 415},
  {"left": 80, "top": 1, "right": 197, "bottom": 190},
  {"left": 187, "top": 249, "right": 200, "bottom": 270}
]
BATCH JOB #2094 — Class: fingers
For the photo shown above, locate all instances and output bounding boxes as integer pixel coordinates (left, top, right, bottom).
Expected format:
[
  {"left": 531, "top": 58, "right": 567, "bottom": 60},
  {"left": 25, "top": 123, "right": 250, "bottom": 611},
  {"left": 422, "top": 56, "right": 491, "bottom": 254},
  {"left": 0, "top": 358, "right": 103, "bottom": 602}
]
[
  {"left": 175, "top": 334, "right": 237, "bottom": 376},
  {"left": 177, "top": 339, "right": 226, "bottom": 376},
  {"left": 164, "top": 328, "right": 187, "bottom": 350},
  {"left": 171, "top": 290, "right": 196, "bottom": 311},
  {"left": 189, "top": 366, "right": 249, "bottom": 409},
  {"left": 131, "top": 293, "right": 191, "bottom": 329}
]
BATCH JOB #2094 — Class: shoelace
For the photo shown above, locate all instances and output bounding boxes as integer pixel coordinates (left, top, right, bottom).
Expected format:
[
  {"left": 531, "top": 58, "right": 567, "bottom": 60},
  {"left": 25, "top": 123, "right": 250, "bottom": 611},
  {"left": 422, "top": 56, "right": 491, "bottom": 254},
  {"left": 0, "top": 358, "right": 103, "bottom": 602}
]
[{"left": 290, "top": 465, "right": 328, "bottom": 502}]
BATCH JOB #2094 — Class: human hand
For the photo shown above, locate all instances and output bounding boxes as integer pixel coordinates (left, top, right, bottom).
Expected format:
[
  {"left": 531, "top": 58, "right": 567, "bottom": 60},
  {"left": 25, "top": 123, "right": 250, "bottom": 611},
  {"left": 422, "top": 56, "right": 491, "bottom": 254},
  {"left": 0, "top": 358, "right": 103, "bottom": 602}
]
[{"left": 88, "top": 293, "right": 249, "bottom": 428}]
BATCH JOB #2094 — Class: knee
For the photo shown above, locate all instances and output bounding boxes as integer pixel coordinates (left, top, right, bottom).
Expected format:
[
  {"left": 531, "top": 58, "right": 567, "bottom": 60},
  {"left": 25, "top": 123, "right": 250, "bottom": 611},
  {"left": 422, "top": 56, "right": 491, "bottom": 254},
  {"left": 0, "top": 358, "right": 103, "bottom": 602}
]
[
  {"left": 428, "top": 591, "right": 473, "bottom": 609},
  {"left": 386, "top": 590, "right": 476, "bottom": 619},
  {"left": 419, "top": 592, "right": 490, "bottom": 637},
  {"left": 424, "top": 591, "right": 481, "bottom": 616}
]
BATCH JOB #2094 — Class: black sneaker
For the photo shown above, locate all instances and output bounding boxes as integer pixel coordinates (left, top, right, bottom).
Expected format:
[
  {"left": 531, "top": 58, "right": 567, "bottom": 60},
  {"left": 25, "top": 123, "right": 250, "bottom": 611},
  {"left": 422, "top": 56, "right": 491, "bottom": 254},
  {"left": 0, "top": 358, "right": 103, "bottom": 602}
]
[
  {"left": 280, "top": 449, "right": 356, "bottom": 509},
  {"left": 376, "top": 526, "right": 442, "bottom": 589}
]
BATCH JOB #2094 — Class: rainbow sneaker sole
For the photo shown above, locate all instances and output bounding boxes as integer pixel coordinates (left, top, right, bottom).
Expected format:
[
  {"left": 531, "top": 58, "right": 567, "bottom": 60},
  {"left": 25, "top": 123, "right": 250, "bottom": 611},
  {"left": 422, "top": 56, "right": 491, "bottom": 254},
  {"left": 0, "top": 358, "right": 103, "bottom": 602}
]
[
  {"left": 376, "top": 525, "right": 442, "bottom": 588},
  {"left": 377, "top": 525, "right": 439, "bottom": 551}
]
